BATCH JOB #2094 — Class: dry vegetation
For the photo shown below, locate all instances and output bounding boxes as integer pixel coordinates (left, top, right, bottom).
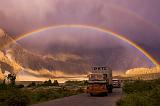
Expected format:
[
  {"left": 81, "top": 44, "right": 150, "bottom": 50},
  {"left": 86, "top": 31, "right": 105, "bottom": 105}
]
[{"left": 117, "top": 79, "right": 160, "bottom": 106}]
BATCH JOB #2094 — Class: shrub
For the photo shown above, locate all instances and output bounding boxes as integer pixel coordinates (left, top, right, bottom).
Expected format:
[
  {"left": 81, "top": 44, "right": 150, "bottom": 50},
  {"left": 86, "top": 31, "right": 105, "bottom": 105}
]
[
  {"left": 123, "top": 80, "right": 153, "bottom": 94},
  {"left": 53, "top": 80, "right": 59, "bottom": 86},
  {"left": 117, "top": 93, "right": 152, "bottom": 106},
  {"left": 147, "top": 86, "right": 160, "bottom": 106},
  {"left": 65, "top": 80, "right": 85, "bottom": 86},
  {"left": 16, "top": 84, "right": 25, "bottom": 88},
  {"left": 0, "top": 82, "right": 84, "bottom": 105},
  {"left": 0, "top": 89, "right": 30, "bottom": 106},
  {"left": 0, "top": 83, "right": 7, "bottom": 90},
  {"left": 27, "top": 82, "right": 36, "bottom": 87},
  {"left": 76, "top": 88, "right": 84, "bottom": 94},
  {"left": 43, "top": 79, "right": 53, "bottom": 86},
  {"left": 33, "top": 92, "right": 49, "bottom": 102},
  {"left": 117, "top": 79, "right": 160, "bottom": 106}
]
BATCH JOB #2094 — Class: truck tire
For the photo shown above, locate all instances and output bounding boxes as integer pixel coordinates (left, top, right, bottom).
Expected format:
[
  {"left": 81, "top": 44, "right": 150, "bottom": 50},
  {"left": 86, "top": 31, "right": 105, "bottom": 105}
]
[
  {"left": 90, "top": 93, "right": 94, "bottom": 96},
  {"left": 103, "top": 92, "right": 108, "bottom": 96},
  {"left": 108, "top": 88, "right": 112, "bottom": 93},
  {"left": 108, "top": 85, "right": 113, "bottom": 93}
]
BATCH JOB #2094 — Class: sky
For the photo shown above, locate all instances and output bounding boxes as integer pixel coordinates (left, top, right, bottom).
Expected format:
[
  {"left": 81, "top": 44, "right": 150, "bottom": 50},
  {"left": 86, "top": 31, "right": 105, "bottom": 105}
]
[{"left": 0, "top": 0, "right": 160, "bottom": 75}]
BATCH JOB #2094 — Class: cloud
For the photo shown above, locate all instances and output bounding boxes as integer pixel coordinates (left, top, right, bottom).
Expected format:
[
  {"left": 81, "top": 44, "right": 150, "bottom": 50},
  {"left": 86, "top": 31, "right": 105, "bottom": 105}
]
[
  {"left": 0, "top": 0, "right": 159, "bottom": 65},
  {"left": 16, "top": 68, "right": 87, "bottom": 82},
  {"left": 18, "top": 27, "right": 153, "bottom": 72},
  {"left": 43, "top": 53, "right": 82, "bottom": 62}
]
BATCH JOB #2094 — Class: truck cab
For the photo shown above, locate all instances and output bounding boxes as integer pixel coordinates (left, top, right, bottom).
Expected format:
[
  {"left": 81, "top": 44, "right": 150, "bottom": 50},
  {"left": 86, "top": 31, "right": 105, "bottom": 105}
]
[{"left": 86, "top": 67, "right": 113, "bottom": 96}]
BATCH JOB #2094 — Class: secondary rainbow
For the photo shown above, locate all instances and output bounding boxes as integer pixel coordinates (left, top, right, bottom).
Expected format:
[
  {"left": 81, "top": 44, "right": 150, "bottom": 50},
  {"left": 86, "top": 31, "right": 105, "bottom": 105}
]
[{"left": 8, "top": 24, "right": 160, "bottom": 66}]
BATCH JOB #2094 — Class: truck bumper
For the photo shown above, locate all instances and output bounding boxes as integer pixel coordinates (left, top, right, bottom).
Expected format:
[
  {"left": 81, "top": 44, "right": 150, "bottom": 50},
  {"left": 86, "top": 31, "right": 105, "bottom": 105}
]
[{"left": 86, "top": 89, "right": 108, "bottom": 94}]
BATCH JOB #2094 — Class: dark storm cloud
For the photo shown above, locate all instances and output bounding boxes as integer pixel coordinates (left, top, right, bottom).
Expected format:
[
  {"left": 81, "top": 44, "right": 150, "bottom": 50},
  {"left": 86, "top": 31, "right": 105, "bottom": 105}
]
[
  {"left": 18, "top": 28, "right": 153, "bottom": 72},
  {"left": 0, "top": 0, "right": 159, "bottom": 63}
]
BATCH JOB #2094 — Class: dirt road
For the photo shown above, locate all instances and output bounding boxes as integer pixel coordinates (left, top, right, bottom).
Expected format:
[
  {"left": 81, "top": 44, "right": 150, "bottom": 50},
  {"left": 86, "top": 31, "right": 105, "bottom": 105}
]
[{"left": 32, "top": 88, "right": 122, "bottom": 106}]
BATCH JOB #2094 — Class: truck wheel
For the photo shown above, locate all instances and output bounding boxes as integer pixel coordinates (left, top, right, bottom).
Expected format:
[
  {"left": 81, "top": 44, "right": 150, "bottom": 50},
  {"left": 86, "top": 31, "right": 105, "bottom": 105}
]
[
  {"left": 90, "top": 93, "right": 94, "bottom": 96},
  {"left": 103, "top": 92, "right": 108, "bottom": 96},
  {"left": 108, "top": 89, "right": 112, "bottom": 93},
  {"left": 108, "top": 85, "right": 113, "bottom": 93}
]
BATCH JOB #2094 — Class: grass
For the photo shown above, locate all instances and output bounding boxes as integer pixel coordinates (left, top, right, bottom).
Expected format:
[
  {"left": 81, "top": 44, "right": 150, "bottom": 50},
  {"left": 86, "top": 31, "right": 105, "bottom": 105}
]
[
  {"left": 117, "top": 79, "right": 160, "bottom": 106},
  {"left": 0, "top": 87, "right": 84, "bottom": 106}
]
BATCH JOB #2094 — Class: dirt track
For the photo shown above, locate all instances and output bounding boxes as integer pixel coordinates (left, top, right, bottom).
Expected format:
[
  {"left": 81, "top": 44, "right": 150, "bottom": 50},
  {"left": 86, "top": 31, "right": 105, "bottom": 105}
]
[{"left": 32, "top": 88, "right": 122, "bottom": 106}]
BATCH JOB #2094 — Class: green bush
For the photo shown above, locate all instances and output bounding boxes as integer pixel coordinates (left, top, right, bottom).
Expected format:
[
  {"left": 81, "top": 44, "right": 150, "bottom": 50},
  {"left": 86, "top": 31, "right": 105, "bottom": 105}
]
[
  {"left": 27, "top": 82, "right": 36, "bottom": 87},
  {"left": 147, "top": 86, "right": 160, "bottom": 106},
  {"left": 43, "top": 79, "right": 53, "bottom": 86},
  {"left": 76, "top": 88, "right": 84, "bottom": 94},
  {"left": 53, "top": 80, "right": 59, "bottom": 86},
  {"left": 15, "top": 84, "right": 25, "bottom": 88},
  {"left": 123, "top": 80, "right": 153, "bottom": 94},
  {"left": 65, "top": 80, "right": 86, "bottom": 86},
  {"left": 0, "top": 83, "right": 7, "bottom": 90},
  {"left": 117, "top": 93, "right": 152, "bottom": 106},
  {"left": 117, "top": 79, "right": 160, "bottom": 106},
  {"left": 0, "top": 89, "right": 30, "bottom": 106},
  {"left": 28, "top": 88, "right": 76, "bottom": 104},
  {"left": 33, "top": 91, "right": 49, "bottom": 102},
  {"left": 0, "top": 81, "right": 84, "bottom": 105}
]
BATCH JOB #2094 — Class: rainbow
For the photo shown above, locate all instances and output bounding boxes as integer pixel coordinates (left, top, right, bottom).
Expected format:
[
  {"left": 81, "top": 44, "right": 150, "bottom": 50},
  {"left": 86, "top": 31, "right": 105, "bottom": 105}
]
[{"left": 8, "top": 24, "right": 160, "bottom": 66}]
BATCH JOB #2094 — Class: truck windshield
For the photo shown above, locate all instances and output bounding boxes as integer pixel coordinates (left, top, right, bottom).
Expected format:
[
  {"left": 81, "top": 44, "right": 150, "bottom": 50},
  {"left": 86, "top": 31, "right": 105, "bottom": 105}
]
[{"left": 89, "top": 74, "right": 104, "bottom": 81}]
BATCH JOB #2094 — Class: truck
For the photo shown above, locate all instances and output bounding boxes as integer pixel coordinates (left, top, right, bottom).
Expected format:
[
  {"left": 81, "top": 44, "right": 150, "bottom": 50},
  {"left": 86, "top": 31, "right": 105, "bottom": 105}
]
[
  {"left": 86, "top": 67, "right": 113, "bottom": 96},
  {"left": 112, "top": 78, "right": 121, "bottom": 88}
]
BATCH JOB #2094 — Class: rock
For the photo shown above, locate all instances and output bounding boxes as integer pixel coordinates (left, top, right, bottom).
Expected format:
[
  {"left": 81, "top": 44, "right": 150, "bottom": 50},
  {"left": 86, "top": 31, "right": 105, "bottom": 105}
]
[{"left": 0, "top": 28, "right": 5, "bottom": 37}]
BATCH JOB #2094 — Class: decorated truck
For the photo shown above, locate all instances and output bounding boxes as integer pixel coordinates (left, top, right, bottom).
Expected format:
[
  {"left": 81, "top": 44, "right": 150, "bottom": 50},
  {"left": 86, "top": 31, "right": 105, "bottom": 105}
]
[{"left": 86, "top": 67, "right": 113, "bottom": 96}]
